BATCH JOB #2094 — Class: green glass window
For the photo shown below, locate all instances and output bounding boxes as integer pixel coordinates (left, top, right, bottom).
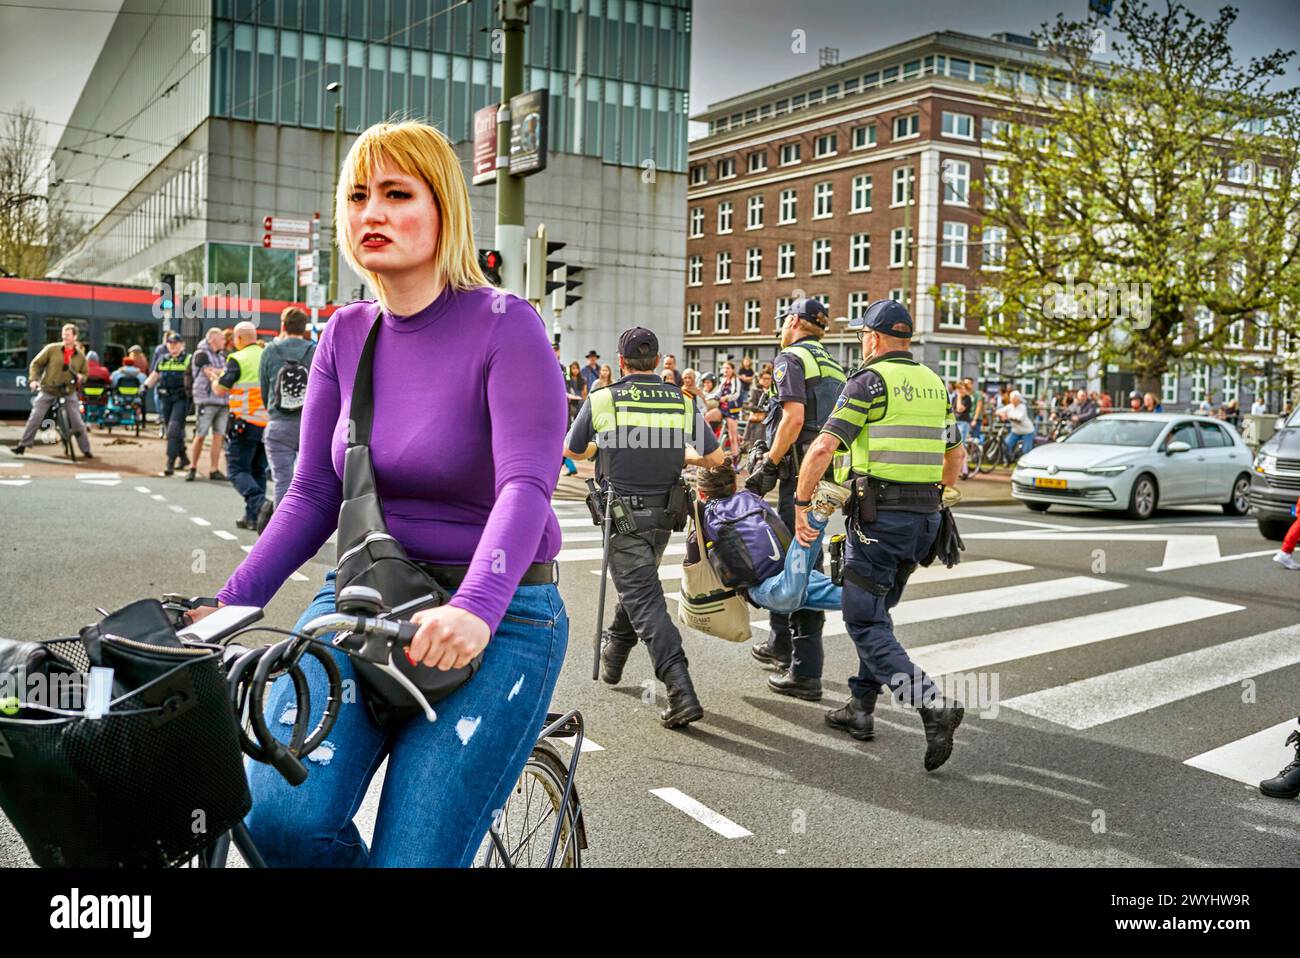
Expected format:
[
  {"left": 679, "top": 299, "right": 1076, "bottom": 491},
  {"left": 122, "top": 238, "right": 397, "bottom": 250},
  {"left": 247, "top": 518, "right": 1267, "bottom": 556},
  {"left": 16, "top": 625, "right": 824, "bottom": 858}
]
[
  {"left": 348, "top": 0, "right": 364, "bottom": 37},
  {"left": 389, "top": 48, "right": 407, "bottom": 117},
  {"left": 233, "top": 25, "right": 254, "bottom": 120},
  {"left": 301, "top": 34, "right": 321, "bottom": 126},
  {"left": 304, "top": 0, "right": 322, "bottom": 32},
  {"left": 256, "top": 27, "right": 276, "bottom": 122},
  {"left": 212, "top": 21, "right": 232, "bottom": 116},
  {"left": 391, "top": 0, "right": 407, "bottom": 45},
  {"left": 281, "top": 0, "right": 300, "bottom": 28},
  {"left": 431, "top": 52, "right": 448, "bottom": 130},
  {"left": 411, "top": 0, "right": 428, "bottom": 47},
  {"left": 450, "top": 56, "right": 468, "bottom": 141},
  {"left": 366, "top": 44, "right": 385, "bottom": 126},
  {"left": 326, "top": 0, "right": 342, "bottom": 35},
  {"left": 252, "top": 247, "right": 295, "bottom": 302},
  {"left": 209, "top": 243, "right": 250, "bottom": 289},
  {"left": 369, "top": 0, "right": 387, "bottom": 41},
  {"left": 346, "top": 40, "right": 364, "bottom": 130},
  {"left": 280, "top": 31, "right": 299, "bottom": 125},
  {"left": 410, "top": 49, "right": 429, "bottom": 122}
]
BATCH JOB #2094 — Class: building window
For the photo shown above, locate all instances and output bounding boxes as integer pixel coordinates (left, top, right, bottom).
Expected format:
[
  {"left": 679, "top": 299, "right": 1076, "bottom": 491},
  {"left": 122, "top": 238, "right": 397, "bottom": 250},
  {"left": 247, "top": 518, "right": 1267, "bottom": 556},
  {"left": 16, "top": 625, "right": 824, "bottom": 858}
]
[
  {"left": 942, "top": 222, "right": 968, "bottom": 267},
  {"left": 1226, "top": 160, "right": 1253, "bottom": 185},
  {"left": 1222, "top": 369, "right": 1239, "bottom": 403},
  {"left": 1256, "top": 311, "right": 1274, "bottom": 351},
  {"left": 940, "top": 285, "right": 967, "bottom": 328},
  {"left": 747, "top": 195, "right": 764, "bottom": 229},
  {"left": 892, "top": 166, "right": 914, "bottom": 205},
  {"left": 979, "top": 348, "right": 1000, "bottom": 378},
  {"left": 943, "top": 160, "right": 970, "bottom": 204},
  {"left": 688, "top": 255, "right": 702, "bottom": 286},
  {"left": 1227, "top": 319, "right": 1245, "bottom": 349},
  {"left": 981, "top": 117, "right": 1010, "bottom": 144},
  {"left": 779, "top": 188, "right": 797, "bottom": 223},
  {"left": 718, "top": 157, "right": 736, "bottom": 179},
  {"left": 687, "top": 303, "right": 701, "bottom": 334},
  {"left": 940, "top": 348, "right": 961, "bottom": 382},
  {"left": 984, "top": 165, "right": 1007, "bottom": 210},
  {"left": 813, "top": 181, "right": 833, "bottom": 219},
  {"left": 715, "top": 301, "right": 731, "bottom": 334},
  {"left": 815, "top": 133, "right": 837, "bottom": 158},
  {"left": 1161, "top": 371, "right": 1179, "bottom": 404},
  {"left": 777, "top": 243, "right": 795, "bottom": 278},
  {"left": 848, "top": 291, "right": 871, "bottom": 320},
  {"left": 717, "top": 201, "right": 733, "bottom": 234},
  {"left": 812, "top": 238, "right": 831, "bottom": 274},
  {"left": 852, "top": 123, "right": 876, "bottom": 149},
  {"left": 689, "top": 206, "right": 703, "bottom": 238},
  {"left": 744, "top": 299, "right": 761, "bottom": 332},
  {"left": 981, "top": 288, "right": 1006, "bottom": 331},
  {"left": 850, "top": 233, "right": 870, "bottom": 271},
  {"left": 890, "top": 227, "right": 912, "bottom": 267},
  {"left": 1191, "top": 365, "right": 1209, "bottom": 403},
  {"left": 746, "top": 247, "right": 762, "bottom": 281},
  {"left": 851, "top": 174, "right": 872, "bottom": 213},
  {"left": 982, "top": 227, "right": 1006, "bottom": 268},
  {"left": 748, "top": 150, "right": 767, "bottom": 173},
  {"left": 716, "top": 251, "right": 732, "bottom": 284},
  {"left": 690, "top": 165, "right": 707, "bottom": 185},
  {"left": 893, "top": 113, "right": 919, "bottom": 140},
  {"left": 1262, "top": 165, "right": 1281, "bottom": 189},
  {"left": 941, "top": 112, "right": 975, "bottom": 139},
  {"left": 779, "top": 142, "right": 801, "bottom": 166},
  {"left": 776, "top": 296, "right": 793, "bottom": 319},
  {"left": 889, "top": 288, "right": 911, "bottom": 307}
]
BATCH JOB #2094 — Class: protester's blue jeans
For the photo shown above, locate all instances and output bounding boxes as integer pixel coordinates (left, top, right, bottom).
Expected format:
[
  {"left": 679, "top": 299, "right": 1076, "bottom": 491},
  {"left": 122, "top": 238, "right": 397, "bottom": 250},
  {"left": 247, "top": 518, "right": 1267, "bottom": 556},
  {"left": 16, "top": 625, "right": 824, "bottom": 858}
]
[
  {"left": 243, "top": 570, "right": 569, "bottom": 867},
  {"left": 747, "top": 513, "right": 842, "bottom": 614},
  {"left": 1006, "top": 430, "right": 1035, "bottom": 459}
]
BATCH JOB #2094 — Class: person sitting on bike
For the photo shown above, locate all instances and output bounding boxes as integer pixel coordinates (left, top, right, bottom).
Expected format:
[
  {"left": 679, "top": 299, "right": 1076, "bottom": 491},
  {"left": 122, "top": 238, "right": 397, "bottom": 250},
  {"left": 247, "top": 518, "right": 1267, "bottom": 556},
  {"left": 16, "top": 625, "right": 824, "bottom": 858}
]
[
  {"left": 691, "top": 459, "right": 846, "bottom": 615},
  {"left": 186, "top": 119, "right": 569, "bottom": 868},
  {"left": 13, "top": 323, "right": 93, "bottom": 458},
  {"left": 997, "top": 390, "right": 1035, "bottom": 460}
]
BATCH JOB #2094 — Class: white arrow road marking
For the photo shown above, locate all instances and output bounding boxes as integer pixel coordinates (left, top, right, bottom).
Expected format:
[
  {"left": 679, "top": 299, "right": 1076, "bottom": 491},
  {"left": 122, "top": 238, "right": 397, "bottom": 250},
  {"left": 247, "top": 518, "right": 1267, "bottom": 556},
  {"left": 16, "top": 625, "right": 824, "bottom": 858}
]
[
  {"left": 1186, "top": 719, "right": 1300, "bottom": 787},
  {"left": 1004, "top": 618, "right": 1294, "bottom": 730},
  {"left": 914, "top": 597, "right": 1242, "bottom": 677},
  {"left": 649, "top": 788, "right": 752, "bottom": 839}
]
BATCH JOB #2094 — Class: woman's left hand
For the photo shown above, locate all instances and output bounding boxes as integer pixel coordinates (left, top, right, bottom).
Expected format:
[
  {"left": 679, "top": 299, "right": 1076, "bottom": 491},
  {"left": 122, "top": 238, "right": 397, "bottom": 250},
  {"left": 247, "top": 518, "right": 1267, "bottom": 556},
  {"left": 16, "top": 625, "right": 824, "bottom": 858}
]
[{"left": 407, "top": 605, "right": 491, "bottom": 670}]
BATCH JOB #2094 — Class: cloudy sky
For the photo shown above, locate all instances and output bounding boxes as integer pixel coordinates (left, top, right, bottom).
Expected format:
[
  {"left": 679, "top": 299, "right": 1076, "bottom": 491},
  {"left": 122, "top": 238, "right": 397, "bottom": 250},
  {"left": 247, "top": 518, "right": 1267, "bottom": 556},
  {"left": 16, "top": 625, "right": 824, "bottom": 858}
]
[{"left": 1, "top": 0, "right": 1296, "bottom": 172}]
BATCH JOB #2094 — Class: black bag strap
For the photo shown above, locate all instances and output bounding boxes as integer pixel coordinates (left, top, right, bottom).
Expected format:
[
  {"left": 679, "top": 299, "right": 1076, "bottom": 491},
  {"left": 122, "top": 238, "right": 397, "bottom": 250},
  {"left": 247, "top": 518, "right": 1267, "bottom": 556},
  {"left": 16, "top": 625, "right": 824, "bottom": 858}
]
[{"left": 349, "top": 307, "right": 384, "bottom": 449}]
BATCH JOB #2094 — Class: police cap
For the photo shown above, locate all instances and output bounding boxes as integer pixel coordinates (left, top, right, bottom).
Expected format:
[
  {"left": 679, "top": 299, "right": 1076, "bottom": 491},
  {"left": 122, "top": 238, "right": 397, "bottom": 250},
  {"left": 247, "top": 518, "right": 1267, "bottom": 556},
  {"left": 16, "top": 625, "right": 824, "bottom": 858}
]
[
  {"left": 618, "top": 326, "right": 659, "bottom": 359},
  {"left": 848, "top": 299, "right": 914, "bottom": 338},
  {"left": 779, "top": 297, "right": 829, "bottom": 330}
]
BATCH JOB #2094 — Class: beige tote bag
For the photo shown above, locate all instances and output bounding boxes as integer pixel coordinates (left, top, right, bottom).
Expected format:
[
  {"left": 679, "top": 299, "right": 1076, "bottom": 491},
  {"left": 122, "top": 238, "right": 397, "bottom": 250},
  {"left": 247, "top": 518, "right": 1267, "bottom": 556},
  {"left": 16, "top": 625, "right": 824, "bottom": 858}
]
[{"left": 678, "top": 497, "right": 753, "bottom": 643}]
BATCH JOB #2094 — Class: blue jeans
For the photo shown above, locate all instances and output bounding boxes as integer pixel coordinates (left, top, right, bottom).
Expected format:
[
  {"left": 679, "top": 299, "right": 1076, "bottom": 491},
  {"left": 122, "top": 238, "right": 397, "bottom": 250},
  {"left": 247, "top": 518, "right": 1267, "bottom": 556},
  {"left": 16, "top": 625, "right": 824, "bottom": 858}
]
[
  {"left": 225, "top": 422, "right": 267, "bottom": 523},
  {"left": 1006, "top": 430, "right": 1035, "bottom": 459},
  {"left": 243, "top": 570, "right": 569, "bottom": 867},
  {"left": 748, "top": 513, "right": 842, "bottom": 614}
]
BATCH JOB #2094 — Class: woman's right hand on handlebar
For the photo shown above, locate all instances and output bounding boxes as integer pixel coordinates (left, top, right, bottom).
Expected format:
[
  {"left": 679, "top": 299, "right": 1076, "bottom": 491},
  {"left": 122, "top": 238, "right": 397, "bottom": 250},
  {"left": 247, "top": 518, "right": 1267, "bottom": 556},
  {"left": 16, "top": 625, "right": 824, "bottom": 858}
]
[{"left": 183, "top": 601, "right": 224, "bottom": 625}]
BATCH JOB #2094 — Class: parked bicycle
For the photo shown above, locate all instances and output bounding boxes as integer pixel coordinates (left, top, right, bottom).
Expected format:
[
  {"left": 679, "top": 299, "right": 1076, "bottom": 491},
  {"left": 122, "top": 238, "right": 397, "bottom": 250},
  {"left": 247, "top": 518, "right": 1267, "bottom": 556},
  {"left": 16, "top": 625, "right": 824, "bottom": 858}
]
[
  {"left": 962, "top": 432, "right": 983, "bottom": 476},
  {"left": 977, "top": 420, "right": 1027, "bottom": 473},
  {"left": 33, "top": 382, "right": 79, "bottom": 461}
]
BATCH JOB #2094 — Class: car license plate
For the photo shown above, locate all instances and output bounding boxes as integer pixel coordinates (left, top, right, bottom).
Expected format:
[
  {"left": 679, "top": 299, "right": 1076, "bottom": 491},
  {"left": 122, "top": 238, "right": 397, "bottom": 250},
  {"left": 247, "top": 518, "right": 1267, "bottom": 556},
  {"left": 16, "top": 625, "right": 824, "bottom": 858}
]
[{"left": 1034, "top": 477, "right": 1067, "bottom": 489}]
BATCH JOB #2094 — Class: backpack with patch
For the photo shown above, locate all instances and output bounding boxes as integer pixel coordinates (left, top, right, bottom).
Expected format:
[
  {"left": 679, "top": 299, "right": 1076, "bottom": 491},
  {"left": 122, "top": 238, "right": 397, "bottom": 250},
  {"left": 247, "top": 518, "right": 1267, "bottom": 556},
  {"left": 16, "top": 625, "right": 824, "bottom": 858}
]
[
  {"left": 702, "top": 490, "right": 793, "bottom": 589},
  {"left": 273, "top": 343, "right": 314, "bottom": 413}
]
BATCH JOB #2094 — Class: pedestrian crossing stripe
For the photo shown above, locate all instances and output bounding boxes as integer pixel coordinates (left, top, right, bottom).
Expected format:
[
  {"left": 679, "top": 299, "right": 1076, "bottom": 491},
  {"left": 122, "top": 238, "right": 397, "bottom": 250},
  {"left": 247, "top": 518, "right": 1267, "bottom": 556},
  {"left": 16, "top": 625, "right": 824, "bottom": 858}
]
[
  {"left": 1185, "top": 719, "right": 1299, "bottom": 788},
  {"left": 0, "top": 479, "right": 31, "bottom": 487},
  {"left": 589, "top": 558, "right": 1034, "bottom": 586}
]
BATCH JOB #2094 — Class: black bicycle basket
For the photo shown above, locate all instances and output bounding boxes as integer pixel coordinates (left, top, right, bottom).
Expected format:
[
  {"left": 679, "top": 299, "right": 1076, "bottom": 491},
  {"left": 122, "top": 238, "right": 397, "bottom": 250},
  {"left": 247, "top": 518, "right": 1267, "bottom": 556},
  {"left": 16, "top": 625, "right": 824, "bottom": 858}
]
[{"left": 0, "top": 611, "right": 251, "bottom": 868}]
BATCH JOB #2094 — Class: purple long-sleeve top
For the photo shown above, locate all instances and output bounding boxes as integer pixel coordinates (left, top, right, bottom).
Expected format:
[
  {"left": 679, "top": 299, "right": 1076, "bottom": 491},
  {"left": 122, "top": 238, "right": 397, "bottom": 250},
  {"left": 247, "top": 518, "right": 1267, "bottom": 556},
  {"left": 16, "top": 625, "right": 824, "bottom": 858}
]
[{"left": 216, "top": 286, "right": 567, "bottom": 633}]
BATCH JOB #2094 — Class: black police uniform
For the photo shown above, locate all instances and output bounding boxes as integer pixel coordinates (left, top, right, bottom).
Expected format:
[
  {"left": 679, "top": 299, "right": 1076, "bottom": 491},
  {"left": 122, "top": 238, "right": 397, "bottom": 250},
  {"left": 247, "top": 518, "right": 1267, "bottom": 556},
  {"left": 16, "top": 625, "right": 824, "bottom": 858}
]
[
  {"left": 755, "top": 318, "right": 846, "bottom": 683},
  {"left": 154, "top": 346, "right": 191, "bottom": 470},
  {"left": 564, "top": 328, "right": 720, "bottom": 727}
]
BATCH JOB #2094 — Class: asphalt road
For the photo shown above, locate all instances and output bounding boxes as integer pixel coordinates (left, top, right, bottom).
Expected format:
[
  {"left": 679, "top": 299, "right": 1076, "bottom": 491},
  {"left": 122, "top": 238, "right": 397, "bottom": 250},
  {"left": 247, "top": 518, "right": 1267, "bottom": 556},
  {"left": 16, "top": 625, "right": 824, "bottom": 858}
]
[{"left": 1, "top": 458, "right": 1297, "bottom": 867}]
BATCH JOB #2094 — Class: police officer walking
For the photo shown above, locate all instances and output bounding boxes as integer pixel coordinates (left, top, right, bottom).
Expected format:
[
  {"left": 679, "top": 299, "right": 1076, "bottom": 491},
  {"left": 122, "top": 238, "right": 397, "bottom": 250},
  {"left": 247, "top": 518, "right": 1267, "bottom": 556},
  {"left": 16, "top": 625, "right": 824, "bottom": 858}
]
[
  {"left": 564, "top": 327, "right": 726, "bottom": 729},
  {"left": 792, "top": 300, "right": 966, "bottom": 771},
  {"left": 144, "top": 331, "right": 192, "bottom": 476},
  {"left": 744, "top": 298, "right": 846, "bottom": 701}
]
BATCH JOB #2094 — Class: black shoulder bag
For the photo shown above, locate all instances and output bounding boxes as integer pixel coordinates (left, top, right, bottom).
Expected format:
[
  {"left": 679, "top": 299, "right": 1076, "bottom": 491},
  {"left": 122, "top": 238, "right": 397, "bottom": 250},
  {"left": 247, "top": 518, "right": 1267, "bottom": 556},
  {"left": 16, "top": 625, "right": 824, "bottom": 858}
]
[{"left": 335, "top": 311, "right": 483, "bottom": 726}]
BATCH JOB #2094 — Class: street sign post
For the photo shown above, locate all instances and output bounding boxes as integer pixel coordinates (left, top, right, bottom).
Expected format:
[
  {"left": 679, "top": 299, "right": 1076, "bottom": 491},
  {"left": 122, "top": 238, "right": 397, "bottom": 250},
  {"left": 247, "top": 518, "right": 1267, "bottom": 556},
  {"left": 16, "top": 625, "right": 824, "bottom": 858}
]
[
  {"left": 263, "top": 216, "right": 311, "bottom": 234},
  {"left": 263, "top": 234, "right": 311, "bottom": 251},
  {"left": 306, "top": 284, "right": 327, "bottom": 310}
]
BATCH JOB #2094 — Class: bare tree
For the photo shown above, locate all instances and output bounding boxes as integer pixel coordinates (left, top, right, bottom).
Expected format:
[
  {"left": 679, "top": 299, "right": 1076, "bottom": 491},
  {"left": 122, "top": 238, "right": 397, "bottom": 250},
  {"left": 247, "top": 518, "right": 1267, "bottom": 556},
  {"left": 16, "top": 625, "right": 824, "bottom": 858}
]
[{"left": 0, "top": 104, "right": 85, "bottom": 278}]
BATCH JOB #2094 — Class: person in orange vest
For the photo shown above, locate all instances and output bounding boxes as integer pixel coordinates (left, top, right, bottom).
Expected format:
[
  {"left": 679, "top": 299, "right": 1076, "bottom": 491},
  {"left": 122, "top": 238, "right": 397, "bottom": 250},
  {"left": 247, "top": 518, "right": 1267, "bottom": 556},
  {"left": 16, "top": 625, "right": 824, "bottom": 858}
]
[{"left": 205, "top": 321, "right": 270, "bottom": 530}]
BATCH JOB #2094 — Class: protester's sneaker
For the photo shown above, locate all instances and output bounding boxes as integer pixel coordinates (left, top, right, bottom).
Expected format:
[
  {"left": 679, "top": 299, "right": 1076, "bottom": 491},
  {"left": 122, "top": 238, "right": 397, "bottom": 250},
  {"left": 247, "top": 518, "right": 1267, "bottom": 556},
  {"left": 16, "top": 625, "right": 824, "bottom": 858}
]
[
  {"left": 1274, "top": 551, "right": 1300, "bottom": 571},
  {"left": 809, "top": 480, "right": 852, "bottom": 520}
]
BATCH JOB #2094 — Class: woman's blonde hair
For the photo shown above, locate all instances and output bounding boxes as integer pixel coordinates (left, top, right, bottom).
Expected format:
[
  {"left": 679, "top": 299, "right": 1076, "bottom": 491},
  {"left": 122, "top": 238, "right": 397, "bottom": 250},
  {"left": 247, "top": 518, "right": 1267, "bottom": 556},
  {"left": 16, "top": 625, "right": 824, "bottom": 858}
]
[{"left": 335, "top": 120, "right": 487, "bottom": 310}]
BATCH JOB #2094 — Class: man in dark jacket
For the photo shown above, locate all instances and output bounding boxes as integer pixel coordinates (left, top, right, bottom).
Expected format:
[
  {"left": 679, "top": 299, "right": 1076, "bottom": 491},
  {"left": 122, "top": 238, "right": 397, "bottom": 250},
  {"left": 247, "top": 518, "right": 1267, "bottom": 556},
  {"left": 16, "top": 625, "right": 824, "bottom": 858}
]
[
  {"left": 258, "top": 307, "right": 316, "bottom": 527},
  {"left": 1067, "top": 388, "right": 1098, "bottom": 427}
]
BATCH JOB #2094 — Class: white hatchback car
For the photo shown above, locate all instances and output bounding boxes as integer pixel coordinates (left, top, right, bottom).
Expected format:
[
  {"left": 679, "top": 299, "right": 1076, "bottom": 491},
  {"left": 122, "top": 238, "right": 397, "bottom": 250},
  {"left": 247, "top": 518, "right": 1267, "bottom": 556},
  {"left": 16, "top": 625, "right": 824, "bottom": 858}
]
[{"left": 1010, "top": 413, "right": 1253, "bottom": 520}]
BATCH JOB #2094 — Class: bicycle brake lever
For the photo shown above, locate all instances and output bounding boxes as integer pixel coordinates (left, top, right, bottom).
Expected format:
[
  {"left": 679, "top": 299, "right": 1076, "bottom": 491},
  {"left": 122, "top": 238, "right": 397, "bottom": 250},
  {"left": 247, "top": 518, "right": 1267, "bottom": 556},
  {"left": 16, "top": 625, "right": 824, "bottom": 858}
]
[{"left": 333, "top": 630, "right": 438, "bottom": 724}]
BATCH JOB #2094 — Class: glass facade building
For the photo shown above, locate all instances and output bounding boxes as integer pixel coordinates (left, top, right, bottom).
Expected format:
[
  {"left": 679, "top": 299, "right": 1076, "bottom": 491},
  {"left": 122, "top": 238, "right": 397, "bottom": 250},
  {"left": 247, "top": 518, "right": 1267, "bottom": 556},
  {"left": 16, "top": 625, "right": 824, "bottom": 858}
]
[{"left": 209, "top": 0, "right": 692, "bottom": 171}]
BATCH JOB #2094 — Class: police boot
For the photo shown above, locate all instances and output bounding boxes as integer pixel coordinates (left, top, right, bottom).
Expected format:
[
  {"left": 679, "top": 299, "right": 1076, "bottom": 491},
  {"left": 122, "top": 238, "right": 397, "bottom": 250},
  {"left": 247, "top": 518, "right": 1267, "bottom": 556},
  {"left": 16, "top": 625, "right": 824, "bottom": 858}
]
[
  {"left": 599, "top": 635, "right": 634, "bottom": 685},
  {"left": 767, "top": 669, "right": 823, "bottom": 701},
  {"left": 826, "top": 691, "right": 877, "bottom": 741},
  {"left": 659, "top": 663, "right": 703, "bottom": 729},
  {"left": 750, "top": 641, "right": 791, "bottom": 671},
  {"left": 917, "top": 696, "right": 964, "bottom": 772},
  {"left": 1259, "top": 730, "right": 1300, "bottom": 799}
]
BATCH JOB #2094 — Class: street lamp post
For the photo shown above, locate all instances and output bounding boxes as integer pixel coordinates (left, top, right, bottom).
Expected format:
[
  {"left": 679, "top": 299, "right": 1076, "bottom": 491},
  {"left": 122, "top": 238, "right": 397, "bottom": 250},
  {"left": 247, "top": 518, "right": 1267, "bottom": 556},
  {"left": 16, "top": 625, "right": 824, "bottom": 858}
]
[{"left": 326, "top": 81, "right": 343, "bottom": 305}]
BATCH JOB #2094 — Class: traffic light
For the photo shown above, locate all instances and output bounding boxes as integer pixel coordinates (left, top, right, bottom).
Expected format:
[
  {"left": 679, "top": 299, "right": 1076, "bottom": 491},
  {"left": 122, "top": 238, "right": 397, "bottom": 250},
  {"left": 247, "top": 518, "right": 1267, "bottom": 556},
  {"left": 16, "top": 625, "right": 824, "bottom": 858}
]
[
  {"left": 526, "top": 238, "right": 568, "bottom": 302},
  {"left": 556, "top": 264, "right": 583, "bottom": 311},
  {"left": 159, "top": 273, "right": 176, "bottom": 312},
  {"left": 478, "top": 249, "right": 503, "bottom": 286}
]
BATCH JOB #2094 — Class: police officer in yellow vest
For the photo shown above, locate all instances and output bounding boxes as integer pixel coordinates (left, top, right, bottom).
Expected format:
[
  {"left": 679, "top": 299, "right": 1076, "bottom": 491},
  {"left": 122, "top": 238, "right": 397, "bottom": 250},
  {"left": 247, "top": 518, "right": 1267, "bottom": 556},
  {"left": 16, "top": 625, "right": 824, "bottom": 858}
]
[
  {"left": 793, "top": 300, "right": 967, "bottom": 771},
  {"left": 744, "top": 298, "right": 846, "bottom": 701},
  {"left": 206, "top": 320, "right": 271, "bottom": 531},
  {"left": 564, "top": 327, "right": 726, "bottom": 729}
]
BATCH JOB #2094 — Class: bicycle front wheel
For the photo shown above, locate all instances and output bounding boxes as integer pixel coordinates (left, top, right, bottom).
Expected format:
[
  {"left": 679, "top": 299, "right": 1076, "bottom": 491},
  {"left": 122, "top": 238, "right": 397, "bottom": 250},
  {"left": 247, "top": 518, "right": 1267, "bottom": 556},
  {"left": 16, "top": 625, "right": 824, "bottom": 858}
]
[
  {"left": 57, "top": 403, "right": 76, "bottom": 461},
  {"left": 963, "top": 440, "right": 982, "bottom": 476},
  {"left": 978, "top": 437, "right": 1000, "bottom": 473},
  {"left": 475, "top": 741, "right": 583, "bottom": 868}
]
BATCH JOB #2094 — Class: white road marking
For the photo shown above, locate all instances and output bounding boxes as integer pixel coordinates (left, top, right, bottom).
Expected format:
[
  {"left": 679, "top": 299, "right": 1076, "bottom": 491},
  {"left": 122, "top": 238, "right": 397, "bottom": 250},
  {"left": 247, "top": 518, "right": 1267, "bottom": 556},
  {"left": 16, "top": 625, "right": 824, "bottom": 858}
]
[
  {"left": 1151, "top": 549, "right": 1275, "bottom": 572},
  {"left": 649, "top": 788, "right": 752, "bottom": 839},
  {"left": 595, "top": 558, "right": 1034, "bottom": 587},
  {"left": 0, "top": 463, "right": 21, "bottom": 468},
  {"left": 189, "top": 516, "right": 211, "bottom": 527},
  {"left": 593, "top": 564, "right": 684, "bottom": 581},
  {"left": 290, "top": 572, "right": 309, "bottom": 582},
  {"left": 746, "top": 575, "right": 1125, "bottom": 637},
  {"left": 913, "top": 597, "right": 1243, "bottom": 677},
  {"left": 168, "top": 504, "right": 187, "bottom": 513},
  {"left": 75, "top": 472, "right": 120, "bottom": 480},
  {"left": 953, "top": 511, "right": 1074, "bottom": 530},
  {"left": 134, "top": 485, "right": 151, "bottom": 493},
  {"left": 0, "top": 479, "right": 32, "bottom": 487},
  {"left": 555, "top": 736, "right": 604, "bottom": 752},
  {"left": 558, "top": 542, "right": 687, "bottom": 563},
  {"left": 1005, "top": 619, "right": 1299, "bottom": 731},
  {"left": 1185, "top": 719, "right": 1300, "bottom": 787},
  {"left": 958, "top": 528, "right": 1234, "bottom": 573},
  {"left": 213, "top": 530, "right": 238, "bottom": 541},
  {"left": 80, "top": 479, "right": 121, "bottom": 486},
  {"left": 241, "top": 545, "right": 253, "bottom": 553},
  {"left": 557, "top": 516, "right": 599, "bottom": 528},
  {"left": 150, "top": 494, "right": 166, "bottom": 501}
]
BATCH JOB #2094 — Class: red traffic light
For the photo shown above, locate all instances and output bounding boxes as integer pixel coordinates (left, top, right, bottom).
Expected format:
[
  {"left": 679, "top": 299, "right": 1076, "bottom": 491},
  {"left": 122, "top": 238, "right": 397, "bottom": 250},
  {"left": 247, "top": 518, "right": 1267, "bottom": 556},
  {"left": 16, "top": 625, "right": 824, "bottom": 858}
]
[{"left": 483, "top": 250, "right": 502, "bottom": 269}]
